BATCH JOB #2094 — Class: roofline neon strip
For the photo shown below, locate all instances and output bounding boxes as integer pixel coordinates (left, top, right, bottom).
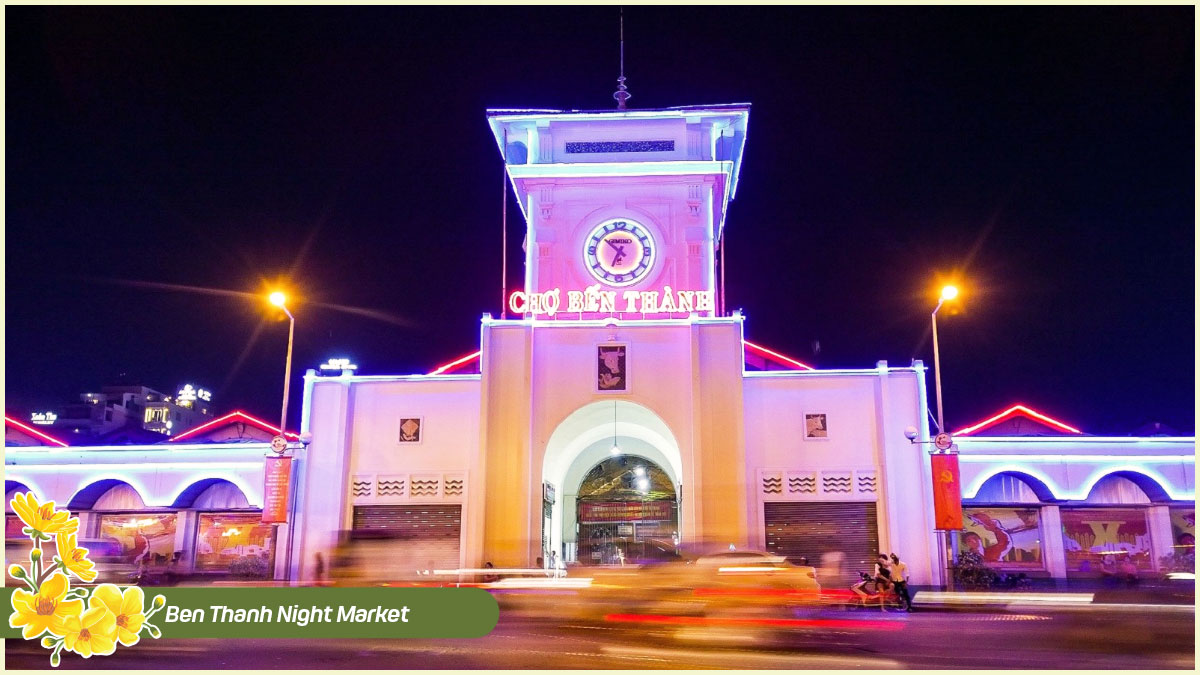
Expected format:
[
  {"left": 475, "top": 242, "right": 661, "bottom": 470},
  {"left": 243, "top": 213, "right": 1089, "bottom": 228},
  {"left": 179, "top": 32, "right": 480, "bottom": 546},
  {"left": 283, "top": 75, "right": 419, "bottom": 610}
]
[
  {"left": 953, "top": 404, "right": 1082, "bottom": 436},
  {"left": 743, "top": 340, "right": 814, "bottom": 370},
  {"left": 169, "top": 410, "right": 299, "bottom": 443},
  {"left": 428, "top": 350, "right": 482, "bottom": 375},
  {"left": 4, "top": 415, "right": 69, "bottom": 447}
]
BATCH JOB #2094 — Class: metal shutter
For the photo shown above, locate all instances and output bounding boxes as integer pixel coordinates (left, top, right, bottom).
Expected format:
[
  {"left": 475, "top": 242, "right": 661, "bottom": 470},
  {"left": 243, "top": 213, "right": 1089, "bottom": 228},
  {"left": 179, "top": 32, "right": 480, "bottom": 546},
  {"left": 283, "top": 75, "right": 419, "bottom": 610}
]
[
  {"left": 351, "top": 505, "right": 462, "bottom": 574},
  {"left": 764, "top": 501, "right": 880, "bottom": 587}
]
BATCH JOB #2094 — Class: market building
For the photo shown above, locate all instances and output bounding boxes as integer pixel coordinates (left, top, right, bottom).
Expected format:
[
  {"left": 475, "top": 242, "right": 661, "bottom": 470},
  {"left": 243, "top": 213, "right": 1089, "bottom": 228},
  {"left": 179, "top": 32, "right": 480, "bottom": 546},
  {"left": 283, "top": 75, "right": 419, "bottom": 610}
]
[{"left": 5, "top": 103, "right": 1194, "bottom": 589}]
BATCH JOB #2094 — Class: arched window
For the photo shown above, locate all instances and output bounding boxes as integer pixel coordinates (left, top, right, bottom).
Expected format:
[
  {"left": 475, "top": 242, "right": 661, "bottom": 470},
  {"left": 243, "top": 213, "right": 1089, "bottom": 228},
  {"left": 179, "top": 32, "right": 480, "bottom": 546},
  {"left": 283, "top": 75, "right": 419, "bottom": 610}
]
[
  {"left": 193, "top": 482, "right": 251, "bottom": 510},
  {"left": 1084, "top": 475, "right": 1152, "bottom": 505},
  {"left": 971, "top": 473, "right": 1044, "bottom": 504},
  {"left": 93, "top": 484, "right": 148, "bottom": 511}
]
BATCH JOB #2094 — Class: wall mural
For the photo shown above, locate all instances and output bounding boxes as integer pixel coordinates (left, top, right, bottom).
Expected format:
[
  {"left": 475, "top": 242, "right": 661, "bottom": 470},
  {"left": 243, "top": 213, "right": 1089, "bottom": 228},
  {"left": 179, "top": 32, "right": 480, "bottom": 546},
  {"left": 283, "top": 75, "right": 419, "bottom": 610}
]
[
  {"left": 1060, "top": 508, "right": 1152, "bottom": 573},
  {"left": 958, "top": 507, "right": 1043, "bottom": 568}
]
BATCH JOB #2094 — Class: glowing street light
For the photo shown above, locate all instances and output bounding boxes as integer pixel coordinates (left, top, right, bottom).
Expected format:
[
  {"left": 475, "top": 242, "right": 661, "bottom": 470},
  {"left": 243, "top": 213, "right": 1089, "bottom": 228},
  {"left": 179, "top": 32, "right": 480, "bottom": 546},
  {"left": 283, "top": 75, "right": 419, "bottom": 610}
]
[
  {"left": 940, "top": 285, "right": 959, "bottom": 302},
  {"left": 269, "top": 291, "right": 287, "bottom": 308}
]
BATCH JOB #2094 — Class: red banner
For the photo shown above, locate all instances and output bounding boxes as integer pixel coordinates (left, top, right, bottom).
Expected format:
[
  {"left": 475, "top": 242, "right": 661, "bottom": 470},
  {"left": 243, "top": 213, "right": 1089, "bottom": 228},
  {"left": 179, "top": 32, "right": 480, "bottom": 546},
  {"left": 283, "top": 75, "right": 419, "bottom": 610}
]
[
  {"left": 931, "top": 453, "right": 964, "bottom": 530},
  {"left": 579, "top": 500, "right": 672, "bottom": 523},
  {"left": 262, "top": 456, "right": 293, "bottom": 524}
]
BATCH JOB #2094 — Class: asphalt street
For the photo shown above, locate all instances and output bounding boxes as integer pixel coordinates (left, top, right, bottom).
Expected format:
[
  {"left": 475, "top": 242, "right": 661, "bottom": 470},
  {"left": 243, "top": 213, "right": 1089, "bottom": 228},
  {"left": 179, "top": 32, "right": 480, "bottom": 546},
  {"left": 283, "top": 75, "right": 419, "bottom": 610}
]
[{"left": 5, "top": 605, "right": 1194, "bottom": 670}]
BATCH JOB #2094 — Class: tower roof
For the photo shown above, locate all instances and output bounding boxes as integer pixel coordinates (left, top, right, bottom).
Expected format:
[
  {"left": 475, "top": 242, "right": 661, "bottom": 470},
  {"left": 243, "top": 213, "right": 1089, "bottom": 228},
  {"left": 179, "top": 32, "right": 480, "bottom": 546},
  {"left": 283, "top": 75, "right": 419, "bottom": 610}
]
[{"left": 487, "top": 103, "right": 750, "bottom": 241}]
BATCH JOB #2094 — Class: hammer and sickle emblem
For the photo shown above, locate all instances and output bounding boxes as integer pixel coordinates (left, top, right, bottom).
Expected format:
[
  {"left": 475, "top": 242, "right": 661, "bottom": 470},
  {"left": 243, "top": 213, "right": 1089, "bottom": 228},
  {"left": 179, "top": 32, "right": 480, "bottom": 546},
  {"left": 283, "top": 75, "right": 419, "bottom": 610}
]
[{"left": 937, "top": 470, "right": 955, "bottom": 484}]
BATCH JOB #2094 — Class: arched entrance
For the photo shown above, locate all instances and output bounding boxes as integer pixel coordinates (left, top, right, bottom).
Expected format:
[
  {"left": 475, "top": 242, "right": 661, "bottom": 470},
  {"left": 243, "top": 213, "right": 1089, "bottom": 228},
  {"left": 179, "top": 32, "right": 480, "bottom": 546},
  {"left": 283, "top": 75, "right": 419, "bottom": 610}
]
[
  {"left": 575, "top": 456, "right": 679, "bottom": 565},
  {"left": 541, "top": 400, "right": 684, "bottom": 565}
]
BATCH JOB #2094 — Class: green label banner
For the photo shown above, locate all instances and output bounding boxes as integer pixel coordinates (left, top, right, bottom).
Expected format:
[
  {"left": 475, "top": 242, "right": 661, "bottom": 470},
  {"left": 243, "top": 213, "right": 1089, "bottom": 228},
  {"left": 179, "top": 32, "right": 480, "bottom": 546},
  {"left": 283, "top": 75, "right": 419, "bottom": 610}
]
[{"left": 2, "top": 587, "right": 498, "bottom": 639}]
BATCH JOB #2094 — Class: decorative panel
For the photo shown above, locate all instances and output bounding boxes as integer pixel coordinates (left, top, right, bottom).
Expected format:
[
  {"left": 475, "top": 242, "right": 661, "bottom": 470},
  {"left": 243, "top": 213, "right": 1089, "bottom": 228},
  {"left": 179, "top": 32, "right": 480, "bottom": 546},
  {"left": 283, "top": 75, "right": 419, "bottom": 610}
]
[
  {"left": 856, "top": 470, "right": 878, "bottom": 495},
  {"left": 788, "top": 471, "right": 817, "bottom": 494},
  {"left": 821, "top": 471, "right": 853, "bottom": 495},
  {"left": 376, "top": 475, "right": 406, "bottom": 499},
  {"left": 410, "top": 476, "right": 440, "bottom": 498},
  {"left": 761, "top": 470, "right": 783, "bottom": 495},
  {"left": 351, "top": 475, "right": 373, "bottom": 503}
]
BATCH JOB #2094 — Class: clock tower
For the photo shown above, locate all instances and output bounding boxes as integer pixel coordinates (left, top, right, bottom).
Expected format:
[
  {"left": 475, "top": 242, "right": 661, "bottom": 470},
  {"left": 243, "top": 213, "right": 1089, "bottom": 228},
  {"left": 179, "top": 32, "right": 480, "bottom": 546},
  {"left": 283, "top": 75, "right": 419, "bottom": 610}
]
[{"left": 487, "top": 104, "right": 750, "bottom": 319}]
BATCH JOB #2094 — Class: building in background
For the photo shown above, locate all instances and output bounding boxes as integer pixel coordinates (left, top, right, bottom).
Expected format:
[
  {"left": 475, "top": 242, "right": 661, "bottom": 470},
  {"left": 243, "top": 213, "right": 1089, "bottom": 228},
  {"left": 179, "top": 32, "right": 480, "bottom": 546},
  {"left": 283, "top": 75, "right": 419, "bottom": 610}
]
[{"left": 41, "top": 383, "right": 214, "bottom": 443}]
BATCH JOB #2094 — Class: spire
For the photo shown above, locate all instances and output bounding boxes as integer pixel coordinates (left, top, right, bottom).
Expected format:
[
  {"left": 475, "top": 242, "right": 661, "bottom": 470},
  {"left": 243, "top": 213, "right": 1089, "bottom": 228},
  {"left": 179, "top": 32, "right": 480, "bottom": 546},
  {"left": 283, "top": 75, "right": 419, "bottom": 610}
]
[{"left": 613, "top": 9, "right": 631, "bottom": 110}]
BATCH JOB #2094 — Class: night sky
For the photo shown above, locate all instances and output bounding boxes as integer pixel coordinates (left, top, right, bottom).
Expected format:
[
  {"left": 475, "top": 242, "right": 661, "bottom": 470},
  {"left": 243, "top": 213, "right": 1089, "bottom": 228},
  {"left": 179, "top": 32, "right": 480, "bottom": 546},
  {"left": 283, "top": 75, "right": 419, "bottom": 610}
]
[{"left": 5, "top": 6, "right": 1194, "bottom": 435}]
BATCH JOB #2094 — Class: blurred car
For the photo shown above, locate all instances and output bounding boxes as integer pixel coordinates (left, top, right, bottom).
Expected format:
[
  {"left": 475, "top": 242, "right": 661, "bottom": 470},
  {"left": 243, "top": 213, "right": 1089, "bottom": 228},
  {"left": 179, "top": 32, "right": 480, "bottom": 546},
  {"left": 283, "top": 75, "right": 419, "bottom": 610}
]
[
  {"left": 79, "top": 538, "right": 136, "bottom": 584},
  {"left": 563, "top": 550, "right": 821, "bottom": 623}
]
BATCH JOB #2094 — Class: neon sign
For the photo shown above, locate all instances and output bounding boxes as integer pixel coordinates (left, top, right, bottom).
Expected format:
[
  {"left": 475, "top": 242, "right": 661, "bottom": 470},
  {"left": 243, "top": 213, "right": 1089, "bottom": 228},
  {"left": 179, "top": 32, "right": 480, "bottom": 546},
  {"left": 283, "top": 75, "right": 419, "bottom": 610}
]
[
  {"left": 509, "top": 285, "right": 714, "bottom": 317},
  {"left": 177, "top": 384, "right": 211, "bottom": 407},
  {"left": 30, "top": 412, "right": 57, "bottom": 425}
]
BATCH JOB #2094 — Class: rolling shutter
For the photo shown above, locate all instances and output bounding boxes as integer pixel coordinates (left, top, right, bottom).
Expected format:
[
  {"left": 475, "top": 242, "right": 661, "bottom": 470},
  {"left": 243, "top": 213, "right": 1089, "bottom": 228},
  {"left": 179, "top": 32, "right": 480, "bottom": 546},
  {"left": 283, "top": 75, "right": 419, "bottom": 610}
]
[
  {"left": 351, "top": 505, "right": 462, "bottom": 573},
  {"left": 764, "top": 501, "right": 880, "bottom": 587}
]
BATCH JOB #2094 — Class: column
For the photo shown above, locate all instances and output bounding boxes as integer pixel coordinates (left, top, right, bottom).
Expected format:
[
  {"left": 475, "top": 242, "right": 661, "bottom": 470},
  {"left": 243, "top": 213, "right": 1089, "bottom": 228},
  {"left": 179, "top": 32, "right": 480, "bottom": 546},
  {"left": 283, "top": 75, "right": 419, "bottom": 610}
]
[
  {"left": 1039, "top": 505, "right": 1067, "bottom": 581},
  {"left": 1146, "top": 505, "right": 1174, "bottom": 571}
]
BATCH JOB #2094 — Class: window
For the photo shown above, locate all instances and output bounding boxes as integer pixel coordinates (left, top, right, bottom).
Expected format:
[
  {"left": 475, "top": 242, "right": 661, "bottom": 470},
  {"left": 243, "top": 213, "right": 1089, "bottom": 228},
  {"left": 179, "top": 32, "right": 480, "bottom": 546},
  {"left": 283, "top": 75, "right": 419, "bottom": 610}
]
[
  {"left": 96, "top": 513, "right": 178, "bottom": 564},
  {"left": 1060, "top": 508, "right": 1152, "bottom": 573},
  {"left": 959, "top": 507, "right": 1043, "bottom": 569},
  {"left": 194, "top": 513, "right": 271, "bottom": 575}
]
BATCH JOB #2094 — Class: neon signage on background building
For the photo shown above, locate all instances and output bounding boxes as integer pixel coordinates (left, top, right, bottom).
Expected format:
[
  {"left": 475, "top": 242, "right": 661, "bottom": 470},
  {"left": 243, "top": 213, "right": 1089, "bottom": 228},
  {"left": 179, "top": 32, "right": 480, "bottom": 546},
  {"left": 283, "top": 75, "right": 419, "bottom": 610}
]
[
  {"left": 30, "top": 412, "right": 57, "bottom": 425},
  {"left": 509, "top": 285, "right": 715, "bottom": 317}
]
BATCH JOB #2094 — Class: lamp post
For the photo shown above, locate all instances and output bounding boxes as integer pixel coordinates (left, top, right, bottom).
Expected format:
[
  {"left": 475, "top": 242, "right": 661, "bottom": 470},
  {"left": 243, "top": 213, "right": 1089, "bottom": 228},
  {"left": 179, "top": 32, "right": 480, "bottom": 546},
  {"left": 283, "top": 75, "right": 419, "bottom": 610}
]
[
  {"left": 266, "top": 291, "right": 295, "bottom": 583},
  {"left": 269, "top": 292, "right": 295, "bottom": 435},
  {"left": 930, "top": 283, "right": 959, "bottom": 587}
]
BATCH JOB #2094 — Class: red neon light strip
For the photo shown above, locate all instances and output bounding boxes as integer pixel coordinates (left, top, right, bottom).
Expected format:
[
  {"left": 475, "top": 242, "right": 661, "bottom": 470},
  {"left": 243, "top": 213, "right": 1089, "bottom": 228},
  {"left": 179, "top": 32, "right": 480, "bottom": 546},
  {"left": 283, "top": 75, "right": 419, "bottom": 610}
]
[
  {"left": 603, "top": 613, "right": 902, "bottom": 631},
  {"left": 953, "top": 404, "right": 1082, "bottom": 436},
  {"left": 4, "top": 416, "right": 69, "bottom": 447},
  {"left": 169, "top": 410, "right": 300, "bottom": 442},
  {"left": 428, "top": 350, "right": 481, "bottom": 375},
  {"left": 743, "top": 340, "right": 815, "bottom": 370}
]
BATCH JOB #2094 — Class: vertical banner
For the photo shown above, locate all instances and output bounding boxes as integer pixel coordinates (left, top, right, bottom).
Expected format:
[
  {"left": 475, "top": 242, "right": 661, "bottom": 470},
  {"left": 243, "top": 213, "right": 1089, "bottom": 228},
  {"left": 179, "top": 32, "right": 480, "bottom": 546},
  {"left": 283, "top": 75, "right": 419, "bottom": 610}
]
[
  {"left": 930, "top": 453, "right": 964, "bottom": 530},
  {"left": 262, "top": 455, "right": 293, "bottom": 524}
]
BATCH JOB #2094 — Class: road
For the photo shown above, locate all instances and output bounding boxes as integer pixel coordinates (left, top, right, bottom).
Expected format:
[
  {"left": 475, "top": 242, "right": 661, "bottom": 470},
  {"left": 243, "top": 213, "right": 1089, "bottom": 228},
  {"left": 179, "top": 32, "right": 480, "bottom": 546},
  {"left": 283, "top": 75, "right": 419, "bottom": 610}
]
[{"left": 6, "top": 605, "right": 1194, "bottom": 669}]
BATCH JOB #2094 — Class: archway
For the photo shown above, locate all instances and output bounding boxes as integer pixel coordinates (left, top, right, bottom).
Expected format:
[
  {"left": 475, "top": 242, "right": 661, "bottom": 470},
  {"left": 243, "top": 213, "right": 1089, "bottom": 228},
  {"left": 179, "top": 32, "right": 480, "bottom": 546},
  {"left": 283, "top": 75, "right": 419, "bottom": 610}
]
[
  {"left": 541, "top": 400, "right": 683, "bottom": 565},
  {"left": 574, "top": 456, "right": 679, "bottom": 565}
]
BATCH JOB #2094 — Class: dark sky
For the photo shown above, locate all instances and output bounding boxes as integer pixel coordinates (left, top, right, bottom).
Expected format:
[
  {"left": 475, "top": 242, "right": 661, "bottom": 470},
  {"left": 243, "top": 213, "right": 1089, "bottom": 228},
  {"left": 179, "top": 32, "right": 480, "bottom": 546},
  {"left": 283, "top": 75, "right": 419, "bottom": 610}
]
[{"left": 5, "top": 6, "right": 1194, "bottom": 435}]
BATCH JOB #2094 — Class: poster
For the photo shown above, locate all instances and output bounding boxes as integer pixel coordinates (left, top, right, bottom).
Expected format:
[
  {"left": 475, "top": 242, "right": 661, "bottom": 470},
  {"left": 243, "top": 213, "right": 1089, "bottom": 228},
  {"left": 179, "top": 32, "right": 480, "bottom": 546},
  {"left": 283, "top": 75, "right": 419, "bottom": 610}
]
[
  {"left": 597, "top": 344, "right": 627, "bottom": 391},
  {"left": 804, "top": 413, "right": 828, "bottom": 439},
  {"left": 930, "top": 453, "right": 963, "bottom": 530},
  {"left": 578, "top": 500, "right": 671, "bottom": 523},
  {"left": 262, "top": 455, "right": 293, "bottom": 524},
  {"left": 959, "top": 507, "right": 1043, "bottom": 568},
  {"left": 1169, "top": 507, "right": 1194, "bottom": 554},
  {"left": 398, "top": 417, "right": 422, "bottom": 443},
  {"left": 1060, "top": 508, "right": 1152, "bottom": 572}
]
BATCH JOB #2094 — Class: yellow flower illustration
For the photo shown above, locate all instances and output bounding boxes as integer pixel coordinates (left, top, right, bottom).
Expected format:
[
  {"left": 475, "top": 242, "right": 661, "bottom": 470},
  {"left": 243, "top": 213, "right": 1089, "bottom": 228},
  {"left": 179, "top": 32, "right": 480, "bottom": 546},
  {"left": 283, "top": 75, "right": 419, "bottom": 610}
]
[
  {"left": 56, "top": 532, "right": 98, "bottom": 583},
  {"left": 88, "top": 585, "right": 145, "bottom": 647},
  {"left": 10, "top": 493, "right": 79, "bottom": 536},
  {"left": 62, "top": 605, "right": 117, "bottom": 658},
  {"left": 9, "top": 573, "right": 83, "bottom": 639}
]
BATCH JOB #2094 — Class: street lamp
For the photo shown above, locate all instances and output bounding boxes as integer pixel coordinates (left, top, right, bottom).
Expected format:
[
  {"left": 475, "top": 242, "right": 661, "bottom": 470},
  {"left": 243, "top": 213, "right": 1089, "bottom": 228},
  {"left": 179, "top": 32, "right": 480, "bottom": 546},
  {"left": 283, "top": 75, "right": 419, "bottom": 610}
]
[
  {"left": 930, "top": 284, "right": 958, "bottom": 433},
  {"left": 267, "top": 291, "right": 295, "bottom": 583},
  {"left": 929, "top": 283, "right": 960, "bottom": 586}
]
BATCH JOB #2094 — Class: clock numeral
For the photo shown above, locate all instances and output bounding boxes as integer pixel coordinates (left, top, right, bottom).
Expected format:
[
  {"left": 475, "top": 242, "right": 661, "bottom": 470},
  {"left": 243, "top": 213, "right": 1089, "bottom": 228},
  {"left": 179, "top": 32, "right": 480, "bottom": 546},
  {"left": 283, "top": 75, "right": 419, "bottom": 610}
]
[{"left": 588, "top": 246, "right": 596, "bottom": 255}]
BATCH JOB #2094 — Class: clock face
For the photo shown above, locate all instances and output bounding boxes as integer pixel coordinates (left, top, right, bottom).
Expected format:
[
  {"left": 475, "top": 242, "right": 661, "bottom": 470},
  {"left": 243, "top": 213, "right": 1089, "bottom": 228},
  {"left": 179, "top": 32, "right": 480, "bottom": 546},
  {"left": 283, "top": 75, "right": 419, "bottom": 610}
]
[{"left": 584, "top": 218, "right": 655, "bottom": 287}]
